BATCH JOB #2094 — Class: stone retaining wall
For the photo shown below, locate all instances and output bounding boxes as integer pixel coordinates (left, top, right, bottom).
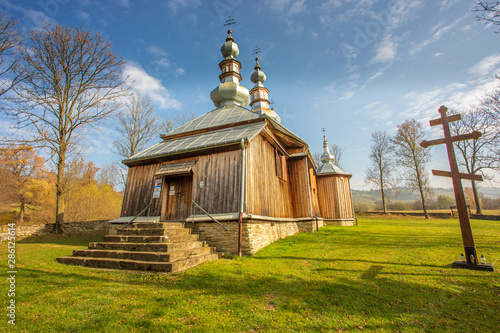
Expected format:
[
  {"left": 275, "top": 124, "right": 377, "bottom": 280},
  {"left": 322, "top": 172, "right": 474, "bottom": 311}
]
[
  {"left": 0, "top": 220, "right": 108, "bottom": 239},
  {"left": 188, "top": 218, "right": 324, "bottom": 255}
]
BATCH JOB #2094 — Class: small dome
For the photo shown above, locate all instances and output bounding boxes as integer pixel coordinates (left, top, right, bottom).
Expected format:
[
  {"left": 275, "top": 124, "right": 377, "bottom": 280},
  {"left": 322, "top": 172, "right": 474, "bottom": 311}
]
[
  {"left": 221, "top": 30, "right": 239, "bottom": 59},
  {"left": 250, "top": 58, "right": 266, "bottom": 85},
  {"left": 251, "top": 70, "right": 266, "bottom": 84}
]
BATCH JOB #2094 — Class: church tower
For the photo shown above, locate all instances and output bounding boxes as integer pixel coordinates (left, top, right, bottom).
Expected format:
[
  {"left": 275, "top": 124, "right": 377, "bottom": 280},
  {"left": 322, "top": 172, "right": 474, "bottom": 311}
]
[{"left": 210, "top": 30, "right": 250, "bottom": 107}]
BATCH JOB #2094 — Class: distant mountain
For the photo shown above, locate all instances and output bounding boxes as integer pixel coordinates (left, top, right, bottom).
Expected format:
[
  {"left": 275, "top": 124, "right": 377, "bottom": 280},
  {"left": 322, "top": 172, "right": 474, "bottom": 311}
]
[{"left": 352, "top": 187, "right": 500, "bottom": 208}]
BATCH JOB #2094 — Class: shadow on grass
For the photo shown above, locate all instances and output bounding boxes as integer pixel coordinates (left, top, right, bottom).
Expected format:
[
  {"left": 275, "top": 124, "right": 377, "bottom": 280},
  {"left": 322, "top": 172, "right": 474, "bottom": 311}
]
[{"left": 252, "top": 256, "right": 449, "bottom": 269}]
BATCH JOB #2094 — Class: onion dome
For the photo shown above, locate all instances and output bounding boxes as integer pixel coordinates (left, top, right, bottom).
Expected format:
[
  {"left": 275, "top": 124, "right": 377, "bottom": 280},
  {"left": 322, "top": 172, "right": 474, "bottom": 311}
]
[
  {"left": 249, "top": 58, "right": 281, "bottom": 123},
  {"left": 210, "top": 30, "right": 250, "bottom": 107},
  {"left": 320, "top": 134, "right": 335, "bottom": 164},
  {"left": 317, "top": 133, "right": 351, "bottom": 176},
  {"left": 221, "top": 30, "right": 239, "bottom": 59}
]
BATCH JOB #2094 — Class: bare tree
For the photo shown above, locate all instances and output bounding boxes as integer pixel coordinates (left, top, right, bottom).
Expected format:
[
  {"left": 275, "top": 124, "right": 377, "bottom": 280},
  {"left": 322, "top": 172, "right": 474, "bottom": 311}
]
[
  {"left": 161, "top": 111, "right": 196, "bottom": 135},
  {"left": 451, "top": 109, "right": 500, "bottom": 214},
  {"left": 114, "top": 93, "right": 160, "bottom": 158},
  {"left": 312, "top": 144, "right": 344, "bottom": 169},
  {"left": 10, "top": 24, "right": 127, "bottom": 233},
  {"left": 0, "top": 11, "right": 23, "bottom": 98},
  {"left": 474, "top": 1, "right": 500, "bottom": 31},
  {"left": 365, "top": 131, "right": 396, "bottom": 213},
  {"left": 392, "top": 119, "right": 432, "bottom": 219}
]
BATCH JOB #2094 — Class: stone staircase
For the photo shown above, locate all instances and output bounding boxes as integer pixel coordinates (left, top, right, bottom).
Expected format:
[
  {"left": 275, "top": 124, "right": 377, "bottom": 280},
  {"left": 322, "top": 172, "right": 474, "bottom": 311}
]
[{"left": 56, "top": 221, "right": 221, "bottom": 273}]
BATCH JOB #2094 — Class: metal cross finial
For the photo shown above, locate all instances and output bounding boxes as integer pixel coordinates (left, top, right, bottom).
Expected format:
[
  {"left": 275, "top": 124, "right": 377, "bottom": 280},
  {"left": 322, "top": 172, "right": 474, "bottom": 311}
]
[
  {"left": 322, "top": 128, "right": 326, "bottom": 139},
  {"left": 252, "top": 46, "right": 261, "bottom": 56},
  {"left": 224, "top": 16, "right": 235, "bottom": 27}
]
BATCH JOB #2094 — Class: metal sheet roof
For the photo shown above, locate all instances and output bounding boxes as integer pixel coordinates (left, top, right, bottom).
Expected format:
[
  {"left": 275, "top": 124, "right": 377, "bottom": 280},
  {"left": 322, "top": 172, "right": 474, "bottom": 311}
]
[
  {"left": 123, "top": 122, "right": 266, "bottom": 164},
  {"left": 163, "top": 105, "right": 261, "bottom": 137},
  {"left": 155, "top": 161, "right": 196, "bottom": 176},
  {"left": 317, "top": 162, "right": 352, "bottom": 176}
]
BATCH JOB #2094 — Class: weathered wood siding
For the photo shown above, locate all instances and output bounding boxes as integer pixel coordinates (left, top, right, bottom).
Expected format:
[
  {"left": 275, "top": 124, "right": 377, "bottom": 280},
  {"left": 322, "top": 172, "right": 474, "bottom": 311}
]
[
  {"left": 308, "top": 165, "right": 321, "bottom": 216},
  {"left": 246, "top": 135, "right": 293, "bottom": 217},
  {"left": 191, "top": 150, "right": 242, "bottom": 215},
  {"left": 121, "top": 163, "right": 163, "bottom": 216},
  {"left": 317, "top": 175, "right": 354, "bottom": 219},
  {"left": 121, "top": 150, "right": 242, "bottom": 217},
  {"left": 287, "top": 158, "right": 311, "bottom": 218}
]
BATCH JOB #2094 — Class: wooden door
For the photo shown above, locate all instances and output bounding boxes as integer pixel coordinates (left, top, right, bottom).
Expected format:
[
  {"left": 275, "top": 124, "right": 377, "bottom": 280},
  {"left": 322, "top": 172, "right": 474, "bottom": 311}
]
[{"left": 161, "top": 175, "right": 193, "bottom": 221}]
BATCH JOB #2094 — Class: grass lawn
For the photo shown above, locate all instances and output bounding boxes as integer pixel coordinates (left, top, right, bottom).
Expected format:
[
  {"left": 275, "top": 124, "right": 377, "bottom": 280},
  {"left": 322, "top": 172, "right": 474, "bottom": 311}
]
[{"left": 1, "top": 216, "right": 499, "bottom": 332}]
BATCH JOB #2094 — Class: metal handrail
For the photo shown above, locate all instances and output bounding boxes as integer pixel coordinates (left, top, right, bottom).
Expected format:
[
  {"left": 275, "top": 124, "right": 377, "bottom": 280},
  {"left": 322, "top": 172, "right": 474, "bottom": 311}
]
[
  {"left": 191, "top": 200, "right": 228, "bottom": 231},
  {"left": 122, "top": 201, "right": 153, "bottom": 228}
]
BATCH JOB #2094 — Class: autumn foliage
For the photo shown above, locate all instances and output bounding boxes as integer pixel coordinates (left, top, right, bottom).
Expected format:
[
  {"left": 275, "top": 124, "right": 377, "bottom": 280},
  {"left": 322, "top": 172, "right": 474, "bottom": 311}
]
[{"left": 0, "top": 145, "right": 122, "bottom": 226}]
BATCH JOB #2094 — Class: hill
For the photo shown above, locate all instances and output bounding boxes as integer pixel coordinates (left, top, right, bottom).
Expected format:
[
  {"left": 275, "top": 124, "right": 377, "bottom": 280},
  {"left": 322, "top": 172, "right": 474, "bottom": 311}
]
[{"left": 353, "top": 187, "right": 500, "bottom": 211}]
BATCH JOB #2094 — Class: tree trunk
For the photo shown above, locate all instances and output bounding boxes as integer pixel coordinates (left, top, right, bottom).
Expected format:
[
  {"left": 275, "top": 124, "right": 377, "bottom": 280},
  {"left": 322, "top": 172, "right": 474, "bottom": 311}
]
[
  {"left": 416, "top": 167, "right": 429, "bottom": 220},
  {"left": 380, "top": 171, "right": 387, "bottom": 213},
  {"left": 54, "top": 150, "right": 66, "bottom": 234},
  {"left": 19, "top": 197, "right": 25, "bottom": 224},
  {"left": 471, "top": 180, "right": 482, "bottom": 215}
]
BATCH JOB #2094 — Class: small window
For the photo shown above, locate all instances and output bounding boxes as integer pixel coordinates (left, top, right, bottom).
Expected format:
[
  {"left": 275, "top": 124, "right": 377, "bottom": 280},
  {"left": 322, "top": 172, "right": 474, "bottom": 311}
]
[{"left": 276, "top": 149, "right": 283, "bottom": 179}]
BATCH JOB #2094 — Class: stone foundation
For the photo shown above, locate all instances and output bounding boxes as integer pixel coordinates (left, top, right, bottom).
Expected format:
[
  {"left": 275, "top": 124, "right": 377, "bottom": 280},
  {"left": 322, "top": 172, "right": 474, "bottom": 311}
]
[
  {"left": 186, "top": 214, "right": 325, "bottom": 255},
  {"left": 324, "top": 218, "right": 356, "bottom": 226}
]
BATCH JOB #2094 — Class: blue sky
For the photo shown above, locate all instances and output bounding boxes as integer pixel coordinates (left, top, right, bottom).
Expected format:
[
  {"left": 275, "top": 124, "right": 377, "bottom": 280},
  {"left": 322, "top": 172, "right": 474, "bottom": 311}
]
[{"left": 2, "top": 0, "right": 500, "bottom": 190}]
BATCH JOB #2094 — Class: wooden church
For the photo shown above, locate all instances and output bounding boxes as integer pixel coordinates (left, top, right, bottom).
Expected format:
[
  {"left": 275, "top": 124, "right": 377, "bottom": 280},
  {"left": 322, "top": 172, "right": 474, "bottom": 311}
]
[
  {"left": 119, "top": 30, "right": 355, "bottom": 254},
  {"left": 57, "top": 31, "right": 354, "bottom": 272}
]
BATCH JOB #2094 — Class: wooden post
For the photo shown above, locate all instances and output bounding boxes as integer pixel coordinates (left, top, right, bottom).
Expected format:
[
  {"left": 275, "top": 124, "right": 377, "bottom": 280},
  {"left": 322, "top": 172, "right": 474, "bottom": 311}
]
[{"left": 420, "top": 106, "right": 493, "bottom": 271}]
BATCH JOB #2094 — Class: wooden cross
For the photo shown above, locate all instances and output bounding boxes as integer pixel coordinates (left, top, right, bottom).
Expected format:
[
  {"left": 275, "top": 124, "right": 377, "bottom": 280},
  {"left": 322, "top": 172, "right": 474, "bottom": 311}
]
[{"left": 420, "top": 106, "right": 493, "bottom": 271}]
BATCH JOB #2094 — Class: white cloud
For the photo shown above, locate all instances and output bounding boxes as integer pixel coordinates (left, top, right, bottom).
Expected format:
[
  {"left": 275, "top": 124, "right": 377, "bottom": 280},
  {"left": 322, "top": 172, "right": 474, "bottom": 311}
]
[
  {"left": 468, "top": 54, "right": 500, "bottom": 77},
  {"left": 338, "top": 91, "right": 355, "bottom": 101},
  {"left": 372, "top": 35, "right": 397, "bottom": 63},
  {"left": 434, "top": 52, "right": 444, "bottom": 57},
  {"left": 123, "top": 63, "right": 181, "bottom": 110}
]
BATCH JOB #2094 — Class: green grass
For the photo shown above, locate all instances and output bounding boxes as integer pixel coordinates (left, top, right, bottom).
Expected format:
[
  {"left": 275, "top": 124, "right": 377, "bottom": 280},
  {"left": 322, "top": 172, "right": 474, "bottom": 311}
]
[{"left": 1, "top": 217, "right": 499, "bottom": 332}]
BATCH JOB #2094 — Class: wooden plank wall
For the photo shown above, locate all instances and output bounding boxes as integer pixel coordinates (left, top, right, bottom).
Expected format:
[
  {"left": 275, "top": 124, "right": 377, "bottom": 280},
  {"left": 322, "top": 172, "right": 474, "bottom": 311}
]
[
  {"left": 287, "top": 158, "right": 311, "bottom": 218},
  {"left": 120, "top": 163, "right": 163, "bottom": 216},
  {"left": 191, "top": 150, "right": 241, "bottom": 215},
  {"left": 246, "top": 135, "right": 293, "bottom": 217},
  {"left": 121, "top": 150, "right": 242, "bottom": 217},
  {"left": 317, "top": 175, "right": 354, "bottom": 219},
  {"left": 309, "top": 166, "right": 321, "bottom": 216}
]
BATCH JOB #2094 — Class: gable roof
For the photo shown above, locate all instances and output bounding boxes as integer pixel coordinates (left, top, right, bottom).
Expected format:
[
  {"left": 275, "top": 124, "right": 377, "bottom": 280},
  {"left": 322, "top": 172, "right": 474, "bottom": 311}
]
[
  {"left": 163, "top": 105, "right": 261, "bottom": 137},
  {"left": 123, "top": 121, "right": 266, "bottom": 165}
]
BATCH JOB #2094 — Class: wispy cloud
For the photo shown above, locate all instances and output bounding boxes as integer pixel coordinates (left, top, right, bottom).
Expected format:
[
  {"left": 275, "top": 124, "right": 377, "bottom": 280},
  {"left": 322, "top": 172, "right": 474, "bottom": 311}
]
[
  {"left": 123, "top": 63, "right": 181, "bottom": 110},
  {"left": 265, "top": 0, "right": 307, "bottom": 34},
  {"left": 146, "top": 45, "right": 185, "bottom": 77},
  {"left": 168, "top": 0, "right": 201, "bottom": 15},
  {"left": 371, "top": 35, "right": 398, "bottom": 64},
  {"left": 468, "top": 53, "right": 500, "bottom": 77},
  {"left": 387, "top": 0, "right": 422, "bottom": 30},
  {"left": 410, "top": 19, "right": 460, "bottom": 55},
  {"left": 73, "top": 9, "right": 91, "bottom": 25}
]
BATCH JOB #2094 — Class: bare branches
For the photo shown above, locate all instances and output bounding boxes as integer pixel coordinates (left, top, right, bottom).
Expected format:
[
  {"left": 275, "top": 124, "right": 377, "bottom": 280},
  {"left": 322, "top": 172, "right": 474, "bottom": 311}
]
[
  {"left": 161, "top": 111, "right": 196, "bottom": 135},
  {"left": 9, "top": 23, "right": 127, "bottom": 232},
  {"left": 474, "top": 1, "right": 500, "bottom": 31},
  {"left": 0, "top": 11, "right": 23, "bottom": 99},
  {"left": 114, "top": 92, "right": 160, "bottom": 159},
  {"left": 392, "top": 119, "right": 432, "bottom": 219},
  {"left": 365, "top": 131, "right": 396, "bottom": 213}
]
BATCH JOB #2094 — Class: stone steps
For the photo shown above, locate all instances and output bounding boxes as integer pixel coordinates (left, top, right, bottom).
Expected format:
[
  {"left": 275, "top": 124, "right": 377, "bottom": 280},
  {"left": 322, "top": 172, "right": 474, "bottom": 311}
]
[
  {"left": 56, "top": 253, "right": 220, "bottom": 273},
  {"left": 56, "top": 221, "right": 220, "bottom": 273}
]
